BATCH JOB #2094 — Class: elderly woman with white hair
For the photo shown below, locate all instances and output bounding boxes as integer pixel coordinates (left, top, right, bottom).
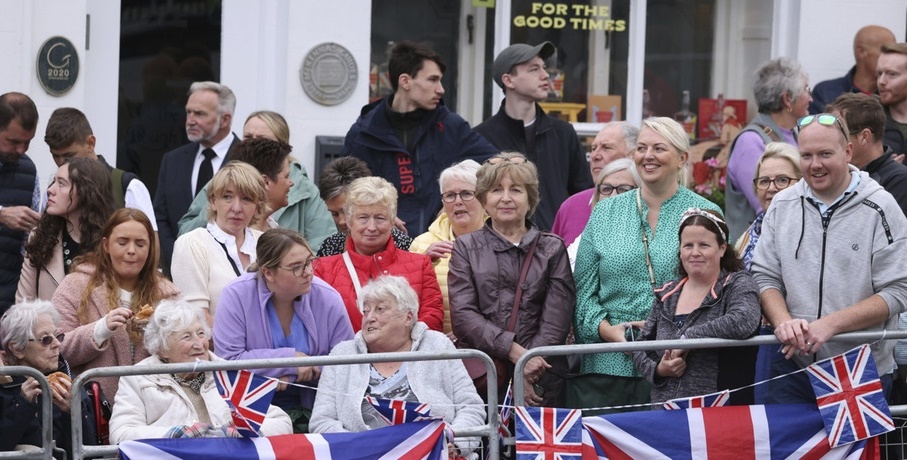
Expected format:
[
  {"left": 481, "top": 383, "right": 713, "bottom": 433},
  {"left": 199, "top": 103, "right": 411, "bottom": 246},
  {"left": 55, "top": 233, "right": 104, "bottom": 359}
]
[
  {"left": 409, "top": 159, "right": 484, "bottom": 335},
  {"left": 310, "top": 275, "right": 484, "bottom": 459},
  {"left": 573, "top": 117, "right": 722, "bottom": 412},
  {"left": 0, "top": 300, "right": 96, "bottom": 456},
  {"left": 109, "top": 300, "right": 291, "bottom": 443},
  {"left": 315, "top": 177, "right": 443, "bottom": 333}
]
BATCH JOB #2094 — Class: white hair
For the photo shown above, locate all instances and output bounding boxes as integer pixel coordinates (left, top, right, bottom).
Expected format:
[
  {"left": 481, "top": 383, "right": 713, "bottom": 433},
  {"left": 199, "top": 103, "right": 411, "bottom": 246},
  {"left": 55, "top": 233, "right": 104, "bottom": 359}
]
[
  {"left": 438, "top": 160, "right": 481, "bottom": 193},
  {"left": 0, "top": 300, "right": 59, "bottom": 355},
  {"left": 143, "top": 300, "right": 210, "bottom": 356},
  {"left": 361, "top": 275, "right": 420, "bottom": 318}
]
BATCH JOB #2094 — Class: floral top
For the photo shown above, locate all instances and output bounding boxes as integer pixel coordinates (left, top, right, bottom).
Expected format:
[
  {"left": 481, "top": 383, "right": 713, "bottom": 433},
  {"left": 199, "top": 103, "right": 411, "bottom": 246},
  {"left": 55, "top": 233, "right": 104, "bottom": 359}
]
[
  {"left": 316, "top": 228, "right": 412, "bottom": 257},
  {"left": 573, "top": 187, "right": 721, "bottom": 377}
]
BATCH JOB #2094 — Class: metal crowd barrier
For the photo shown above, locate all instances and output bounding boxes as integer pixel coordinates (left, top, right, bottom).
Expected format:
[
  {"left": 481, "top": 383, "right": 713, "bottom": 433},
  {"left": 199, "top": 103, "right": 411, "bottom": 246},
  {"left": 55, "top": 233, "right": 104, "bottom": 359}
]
[
  {"left": 0, "top": 366, "right": 55, "bottom": 460},
  {"left": 69, "top": 349, "right": 499, "bottom": 460},
  {"left": 514, "top": 330, "right": 907, "bottom": 404}
]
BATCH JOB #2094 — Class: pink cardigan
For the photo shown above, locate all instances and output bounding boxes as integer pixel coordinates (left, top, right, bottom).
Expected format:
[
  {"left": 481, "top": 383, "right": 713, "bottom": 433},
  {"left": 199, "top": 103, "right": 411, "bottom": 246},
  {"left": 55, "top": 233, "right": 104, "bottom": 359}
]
[{"left": 51, "top": 264, "right": 180, "bottom": 399}]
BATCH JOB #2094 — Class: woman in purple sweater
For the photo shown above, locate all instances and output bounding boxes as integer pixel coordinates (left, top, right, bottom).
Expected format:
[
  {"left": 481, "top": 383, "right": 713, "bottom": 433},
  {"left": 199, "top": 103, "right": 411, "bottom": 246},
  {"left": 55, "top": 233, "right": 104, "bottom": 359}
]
[{"left": 213, "top": 228, "right": 353, "bottom": 432}]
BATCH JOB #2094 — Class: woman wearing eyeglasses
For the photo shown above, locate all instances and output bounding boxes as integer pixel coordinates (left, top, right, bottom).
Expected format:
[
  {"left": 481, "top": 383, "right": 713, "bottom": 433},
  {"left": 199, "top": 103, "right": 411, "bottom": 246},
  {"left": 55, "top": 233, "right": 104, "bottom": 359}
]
[
  {"left": 315, "top": 177, "right": 444, "bottom": 332},
  {"left": 449, "top": 152, "right": 575, "bottom": 407},
  {"left": 566, "top": 158, "right": 641, "bottom": 271},
  {"left": 214, "top": 228, "right": 353, "bottom": 433},
  {"left": 0, "top": 300, "right": 97, "bottom": 457},
  {"left": 171, "top": 162, "right": 267, "bottom": 326},
  {"left": 734, "top": 143, "right": 802, "bottom": 270},
  {"left": 726, "top": 57, "right": 810, "bottom": 242},
  {"left": 409, "top": 160, "right": 484, "bottom": 336},
  {"left": 573, "top": 118, "right": 721, "bottom": 413}
]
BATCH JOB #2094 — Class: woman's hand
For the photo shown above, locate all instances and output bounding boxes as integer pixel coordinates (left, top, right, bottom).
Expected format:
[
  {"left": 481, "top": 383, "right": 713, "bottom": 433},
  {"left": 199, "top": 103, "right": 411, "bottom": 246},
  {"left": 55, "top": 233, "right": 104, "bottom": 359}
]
[
  {"left": 294, "top": 351, "right": 321, "bottom": 382},
  {"left": 20, "top": 377, "right": 41, "bottom": 403},
  {"left": 655, "top": 350, "right": 687, "bottom": 378},
  {"left": 105, "top": 307, "right": 133, "bottom": 332},
  {"left": 523, "top": 356, "right": 550, "bottom": 384},
  {"left": 49, "top": 375, "right": 72, "bottom": 413},
  {"left": 522, "top": 376, "right": 544, "bottom": 406},
  {"left": 424, "top": 241, "right": 454, "bottom": 261}
]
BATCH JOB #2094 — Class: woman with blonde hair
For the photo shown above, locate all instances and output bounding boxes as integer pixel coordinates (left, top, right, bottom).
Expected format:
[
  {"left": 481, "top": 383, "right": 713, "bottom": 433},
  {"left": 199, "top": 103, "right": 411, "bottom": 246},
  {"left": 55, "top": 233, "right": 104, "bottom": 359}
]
[
  {"left": 52, "top": 208, "right": 180, "bottom": 398},
  {"left": 315, "top": 177, "right": 444, "bottom": 332},
  {"left": 573, "top": 117, "right": 721, "bottom": 412},
  {"left": 171, "top": 161, "right": 268, "bottom": 324}
]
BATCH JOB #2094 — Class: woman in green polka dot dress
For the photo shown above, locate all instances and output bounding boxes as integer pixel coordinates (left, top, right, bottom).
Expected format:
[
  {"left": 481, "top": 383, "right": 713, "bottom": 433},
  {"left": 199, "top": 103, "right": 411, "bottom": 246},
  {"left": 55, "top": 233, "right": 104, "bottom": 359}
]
[{"left": 572, "top": 117, "right": 722, "bottom": 413}]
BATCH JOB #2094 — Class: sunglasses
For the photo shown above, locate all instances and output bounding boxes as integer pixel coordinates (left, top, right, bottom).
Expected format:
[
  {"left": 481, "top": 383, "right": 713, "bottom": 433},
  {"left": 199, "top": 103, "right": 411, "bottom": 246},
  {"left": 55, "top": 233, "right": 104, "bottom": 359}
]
[
  {"left": 485, "top": 156, "right": 527, "bottom": 165},
  {"left": 28, "top": 332, "right": 64, "bottom": 347},
  {"left": 796, "top": 114, "right": 848, "bottom": 140}
]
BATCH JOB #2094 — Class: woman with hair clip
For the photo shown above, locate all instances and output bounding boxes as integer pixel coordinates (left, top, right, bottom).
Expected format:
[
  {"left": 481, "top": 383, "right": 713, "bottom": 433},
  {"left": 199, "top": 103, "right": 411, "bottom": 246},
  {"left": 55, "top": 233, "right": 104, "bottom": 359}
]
[
  {"left": 632, "top": 208, "right": 761, "bottom": 405},
  {"left": 17, "top": 158, "right": 114, "bottom": 302},
  {"left": 52, "top": 208, "right": 180, "bottom": 399}
]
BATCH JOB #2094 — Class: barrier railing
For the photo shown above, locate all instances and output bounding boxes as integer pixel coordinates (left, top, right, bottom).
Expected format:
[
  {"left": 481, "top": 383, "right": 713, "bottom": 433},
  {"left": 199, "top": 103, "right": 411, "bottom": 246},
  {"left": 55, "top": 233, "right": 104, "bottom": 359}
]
[
  {"left": 69, "top": 349, "right": 499, "bottom": 460},
  {"left": 0, "top": 366, "right": 55, "bottom": 460},
  {"left": 514, "top": 330, "right": 907, "bottom": 413}
]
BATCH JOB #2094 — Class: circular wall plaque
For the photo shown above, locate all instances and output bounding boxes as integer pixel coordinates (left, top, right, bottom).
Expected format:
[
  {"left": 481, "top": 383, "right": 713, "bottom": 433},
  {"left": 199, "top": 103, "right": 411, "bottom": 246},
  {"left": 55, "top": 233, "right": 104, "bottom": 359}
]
[
  {"left": 300, "top": 42, "right": 358, "bottom": 106},
  {"left": 36, "top": 36, "right": 80, "bottom": 96}
]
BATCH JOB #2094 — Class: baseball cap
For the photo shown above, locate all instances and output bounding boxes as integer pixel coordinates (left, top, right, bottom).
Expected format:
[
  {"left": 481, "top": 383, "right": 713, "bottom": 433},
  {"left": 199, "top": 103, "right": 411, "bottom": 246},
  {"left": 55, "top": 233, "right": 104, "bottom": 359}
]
[{"left": 492, "top": 41, "right": 556, "bottom": 89}]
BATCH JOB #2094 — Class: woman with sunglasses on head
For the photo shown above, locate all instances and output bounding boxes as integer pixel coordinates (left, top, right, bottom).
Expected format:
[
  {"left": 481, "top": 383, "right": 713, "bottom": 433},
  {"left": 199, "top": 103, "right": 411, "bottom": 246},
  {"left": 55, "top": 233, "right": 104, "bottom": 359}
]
[
  {"left": 52, "top": 208, "right": 179, "bottom": 400},
  {"left": 214, "top": 228, "right": 353, "bottom": 433},
  {"left": 632, "top": 209, "right": 761, "bottom": 405},
  {"left": 726, "top": 57, "right": 810, "bottom": 242},
  {"left": 573, "top": 118, "right": 721, "bottom": 413},
  {"left": 17, "top": 158, "right": 114, "bottom": 303},
  {"left": 0, "top": 300, "right": 97, "bottom": 458},
  {"left": 448, "top": 152, "right": 575, "bottom": 407},
  {"left": 566, "top": 158, "right": 641, "bottom": 271},
  {"left": 734, "top": 143, "right": 802, "bottom": 270},
  {"left": 409, "top": 160, "right": 484, "bottom": 336}
]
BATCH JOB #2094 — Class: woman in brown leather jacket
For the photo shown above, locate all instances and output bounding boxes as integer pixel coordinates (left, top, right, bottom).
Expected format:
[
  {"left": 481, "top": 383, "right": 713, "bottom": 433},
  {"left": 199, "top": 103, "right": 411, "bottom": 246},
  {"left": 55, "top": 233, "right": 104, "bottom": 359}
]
[{"left": 448, "top": 152, "right": 575, "bottom": 407}]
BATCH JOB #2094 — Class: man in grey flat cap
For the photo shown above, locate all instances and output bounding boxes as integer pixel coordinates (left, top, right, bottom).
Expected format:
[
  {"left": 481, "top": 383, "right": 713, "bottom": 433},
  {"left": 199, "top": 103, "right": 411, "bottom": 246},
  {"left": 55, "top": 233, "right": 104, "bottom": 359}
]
[{"left": 475, "top": 42, "right": 592, "bottom": 231}]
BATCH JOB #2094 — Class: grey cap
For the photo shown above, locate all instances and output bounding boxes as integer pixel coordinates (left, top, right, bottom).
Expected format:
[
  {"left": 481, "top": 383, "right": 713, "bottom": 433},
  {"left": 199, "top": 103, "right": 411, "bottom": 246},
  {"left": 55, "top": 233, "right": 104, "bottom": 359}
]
[{"left": 492, "top": 41, "right": 556, "bottom": 89}]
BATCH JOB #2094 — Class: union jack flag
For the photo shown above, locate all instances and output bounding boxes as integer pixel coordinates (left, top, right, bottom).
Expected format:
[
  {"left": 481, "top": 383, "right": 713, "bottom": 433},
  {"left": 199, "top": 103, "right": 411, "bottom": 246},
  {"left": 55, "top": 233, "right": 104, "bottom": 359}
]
[
  {"left": 214, "top": 369, "right": 278, "bottom": 438},
  {"left": 806, "top": 344, "right": 894, "bottom": 447},
  {"left": 365, "top": 395, "right": 436, "bottom": 425},
  {"left": 515, "top": 406, "right": 583, "bottom": 460},
  {"left": 663, "top": 389, "right": 730, "bottom": 410},
  {"left": 492, "top": 383, "right": 514, "bottom": 460}
]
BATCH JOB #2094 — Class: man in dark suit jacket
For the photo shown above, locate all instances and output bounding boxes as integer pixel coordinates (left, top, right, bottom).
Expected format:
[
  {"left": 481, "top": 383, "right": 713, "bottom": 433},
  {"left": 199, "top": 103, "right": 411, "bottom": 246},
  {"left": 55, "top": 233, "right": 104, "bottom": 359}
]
[{"left": 153, "top": 81, "right": 238, "bottom": 276}]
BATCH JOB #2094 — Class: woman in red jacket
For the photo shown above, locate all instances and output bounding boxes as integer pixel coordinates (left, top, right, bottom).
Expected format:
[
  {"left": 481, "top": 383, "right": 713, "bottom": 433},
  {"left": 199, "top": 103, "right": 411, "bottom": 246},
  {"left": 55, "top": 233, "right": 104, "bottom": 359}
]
[{"left": 315, "top": 177, "right": 443, "bottom": 332}]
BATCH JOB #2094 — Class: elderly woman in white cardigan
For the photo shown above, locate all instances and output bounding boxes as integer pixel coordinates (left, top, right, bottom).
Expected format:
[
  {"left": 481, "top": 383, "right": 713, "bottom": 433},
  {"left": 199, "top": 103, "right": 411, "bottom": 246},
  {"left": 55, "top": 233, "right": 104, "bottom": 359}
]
[
  {"left": 109, "top": 300, "right": 291, "bottom": 443},
  {"left": 171, "top": 162, "right": 267, "bottom": 326},
  {"left": 310, "top": 275, "right": 484, "bottom": 459}
]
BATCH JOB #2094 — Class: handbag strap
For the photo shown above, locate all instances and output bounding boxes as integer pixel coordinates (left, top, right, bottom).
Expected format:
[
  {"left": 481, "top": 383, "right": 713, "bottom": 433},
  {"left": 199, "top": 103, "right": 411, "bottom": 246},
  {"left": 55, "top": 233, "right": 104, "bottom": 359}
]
[
  {"left": 506, "top": 232, "right": 541, "bottom": 333},
  {"left": 635, "top": 189, "right": 657, "bottom": 291},
  {"left": 341, "top": 251, "right": 365, "bottom": 312}
]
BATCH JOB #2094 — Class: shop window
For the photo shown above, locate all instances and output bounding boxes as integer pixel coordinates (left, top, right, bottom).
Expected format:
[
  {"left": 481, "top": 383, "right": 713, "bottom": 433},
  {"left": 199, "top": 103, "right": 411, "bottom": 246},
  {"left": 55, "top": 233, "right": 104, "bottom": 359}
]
[{"left": 369, "top": 0, "right": 461, "bottom": 112}]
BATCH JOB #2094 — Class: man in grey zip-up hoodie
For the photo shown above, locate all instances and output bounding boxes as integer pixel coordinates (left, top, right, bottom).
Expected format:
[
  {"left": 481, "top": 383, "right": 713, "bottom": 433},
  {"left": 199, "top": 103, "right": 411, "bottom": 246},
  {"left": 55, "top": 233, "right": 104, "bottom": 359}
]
[{"left": 752, "top": 115, "right": 907, "bottom": 404}]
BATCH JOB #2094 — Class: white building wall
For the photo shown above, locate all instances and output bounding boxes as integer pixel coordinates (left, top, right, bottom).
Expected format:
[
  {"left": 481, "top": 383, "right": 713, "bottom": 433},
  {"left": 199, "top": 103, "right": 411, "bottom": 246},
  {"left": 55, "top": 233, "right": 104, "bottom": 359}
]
[{"left": 222, "top": 0, "right": 371, "bottom": 177}]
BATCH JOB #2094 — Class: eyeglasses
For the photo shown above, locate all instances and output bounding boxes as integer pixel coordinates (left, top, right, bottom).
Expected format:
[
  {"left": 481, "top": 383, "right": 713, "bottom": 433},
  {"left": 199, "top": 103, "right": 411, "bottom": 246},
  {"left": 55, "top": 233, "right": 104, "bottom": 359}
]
[
  {"left": 28, "top": 332, "right": 64, "bottom": 347},
  {"left": 485, "top": 155, "right": 527, "bottom": 165},
  {"left": 796, "top": 113, "right": 848, "bottom": 140},
  {"left": 441, "top": 190, "right": 476, "bottom": 203},
  {"left": 753, "top": 176, "right": 794, "bottom": 190},
  {"left": 598, "top": 184, "right": 637, "bottom": 196},
  {"left": 279, "top": 258, "right": 317, "bottom": 278}
]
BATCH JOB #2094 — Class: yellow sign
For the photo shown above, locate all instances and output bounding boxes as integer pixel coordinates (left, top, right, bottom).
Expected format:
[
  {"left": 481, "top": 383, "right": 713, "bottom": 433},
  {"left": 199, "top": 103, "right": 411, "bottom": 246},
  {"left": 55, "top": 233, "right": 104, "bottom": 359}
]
[
  {"left": 513, "top": 2, "right": 626, "bottom": 31},
  {"left": 473, "top": 0, "right": 495, "bottom": 7}
]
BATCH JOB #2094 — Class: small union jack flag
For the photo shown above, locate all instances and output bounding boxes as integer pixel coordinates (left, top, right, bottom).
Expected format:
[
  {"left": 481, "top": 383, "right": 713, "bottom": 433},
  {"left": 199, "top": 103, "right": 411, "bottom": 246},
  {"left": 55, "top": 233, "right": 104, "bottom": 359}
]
[
  {"left": 515, "top": 406, "right": 583, "bottom": 460},
  {"left": 806, "top": 344, "right": 894, "bottom": 447},
  {"left": 663, "top": 389, "right": 730, "bottom": 410},
  {"left": 214, "top": 369, "right": 278, "bottom": 438},
  {"left": 365, "top": 396, "right": 436, "bottom": 425}
]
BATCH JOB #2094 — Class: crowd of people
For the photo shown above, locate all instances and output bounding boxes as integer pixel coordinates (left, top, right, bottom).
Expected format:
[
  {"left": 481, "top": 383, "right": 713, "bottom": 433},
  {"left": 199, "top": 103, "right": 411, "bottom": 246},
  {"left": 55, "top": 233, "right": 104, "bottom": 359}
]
[{"left": 2, "top": 27, "right": 907, "bottom": 459}]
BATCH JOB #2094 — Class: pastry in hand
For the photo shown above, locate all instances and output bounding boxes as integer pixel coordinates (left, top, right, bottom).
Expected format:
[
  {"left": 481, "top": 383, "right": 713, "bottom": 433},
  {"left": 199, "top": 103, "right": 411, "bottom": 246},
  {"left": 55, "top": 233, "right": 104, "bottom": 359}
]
[
  {"left": 134, "top": 304, "right": 155, "bottom": 321},
  {"left": 47, "top": 371, "right": 71, "bottom": 388}
]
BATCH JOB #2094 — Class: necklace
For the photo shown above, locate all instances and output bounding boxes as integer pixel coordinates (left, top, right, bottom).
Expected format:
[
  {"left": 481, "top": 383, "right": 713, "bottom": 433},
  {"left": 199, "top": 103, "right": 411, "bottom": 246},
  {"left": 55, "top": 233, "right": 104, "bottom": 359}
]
[{"left": 171, "top": 372, "right": 206, "bottom": 393}]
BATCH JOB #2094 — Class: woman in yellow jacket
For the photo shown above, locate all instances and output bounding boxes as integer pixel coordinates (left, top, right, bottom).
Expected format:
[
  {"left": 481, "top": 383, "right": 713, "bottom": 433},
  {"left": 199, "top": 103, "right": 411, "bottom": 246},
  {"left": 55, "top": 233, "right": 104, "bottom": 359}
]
[{"left": 409, "top": 160, "right": 484, "bottom": 336}]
